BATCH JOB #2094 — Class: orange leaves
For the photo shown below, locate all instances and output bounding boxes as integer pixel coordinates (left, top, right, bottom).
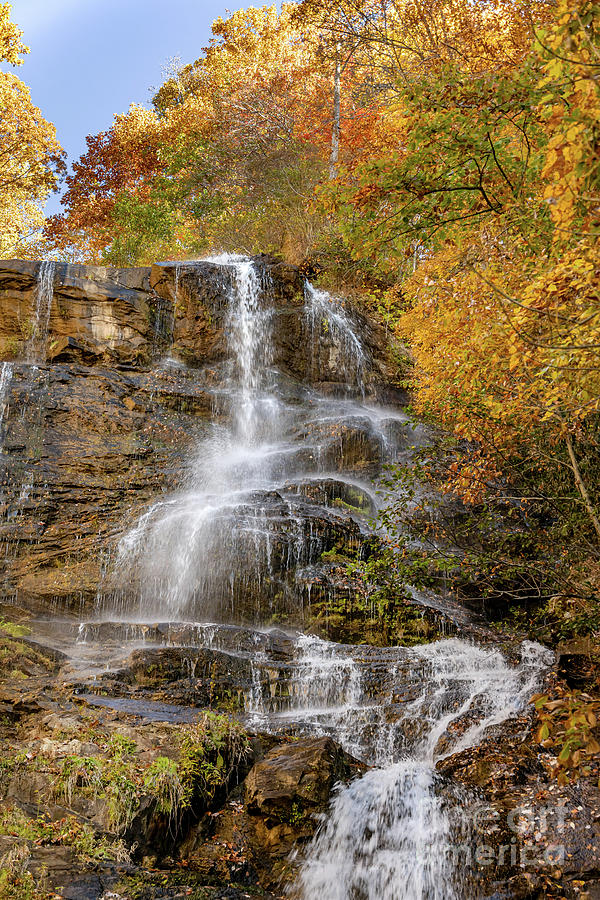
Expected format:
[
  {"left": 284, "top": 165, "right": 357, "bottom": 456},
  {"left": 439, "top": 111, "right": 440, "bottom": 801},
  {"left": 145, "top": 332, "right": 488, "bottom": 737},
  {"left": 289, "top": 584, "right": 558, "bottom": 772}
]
[
  {"left": 43, "top": 103, "right": 165, "bottom": 262},
  {"left": 351, "top": 182, "right": 387, "bottom": 208},
  {"left": 445, "top": 452, "right": 502, "bottom": 504}
]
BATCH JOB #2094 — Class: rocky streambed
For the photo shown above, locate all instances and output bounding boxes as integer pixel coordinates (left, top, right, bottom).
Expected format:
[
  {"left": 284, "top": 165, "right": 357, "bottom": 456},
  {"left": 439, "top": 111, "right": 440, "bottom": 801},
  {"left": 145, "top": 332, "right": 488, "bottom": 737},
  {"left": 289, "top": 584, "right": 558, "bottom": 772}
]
[{"left": 0, "top": 256, "right": 598, "bottom": 900}]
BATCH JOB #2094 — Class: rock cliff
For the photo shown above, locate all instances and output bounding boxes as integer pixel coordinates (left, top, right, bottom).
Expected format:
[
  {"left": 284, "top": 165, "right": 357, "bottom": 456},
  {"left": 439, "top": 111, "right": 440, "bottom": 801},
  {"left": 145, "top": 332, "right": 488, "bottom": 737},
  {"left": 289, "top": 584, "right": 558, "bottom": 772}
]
[{"left": 0, "top": 257, "right": 396, "bottom": 619}]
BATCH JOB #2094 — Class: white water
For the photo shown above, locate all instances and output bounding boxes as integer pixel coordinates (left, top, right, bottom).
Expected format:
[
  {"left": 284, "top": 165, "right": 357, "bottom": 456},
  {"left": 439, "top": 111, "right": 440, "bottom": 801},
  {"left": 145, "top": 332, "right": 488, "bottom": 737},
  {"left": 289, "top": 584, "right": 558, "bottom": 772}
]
[
  {"left": 292, "top": 639, "right": 553, "bottom": 899},
  {"left": 112, "top": 257, "right": 278, "bottom": 618},
  {"left": 305, "top": 281, "right": 368, "bottom": 395},
  {"left": 111, "top": 256, "right": 394, "bottom": 621},
  {"left": 294, "top": 762, "right": 456, "bottom": 900},
  {"left": 225, "top": 257, "right": 273, "bottom": 443},
  {"left": 28, "top": 260, "right": 56, "bottom": 362},
  {"left": 0, "top": 362, "right": 13, "bottom": 441},
  {"left": 78, "top": 254, "right": 554, "bottom": 897}
]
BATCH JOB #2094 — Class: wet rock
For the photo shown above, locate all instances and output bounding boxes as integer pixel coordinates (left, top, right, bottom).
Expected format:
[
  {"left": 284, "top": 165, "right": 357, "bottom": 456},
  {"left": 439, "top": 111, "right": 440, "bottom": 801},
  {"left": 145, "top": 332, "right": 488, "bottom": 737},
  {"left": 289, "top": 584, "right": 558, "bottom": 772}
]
[
  {"left": 47, "top": 335, "right": 106, "bottom": 365},
  {"left": 0, "top": 260, "right": 156, "bottom": 365},
  {"left": 437, "top": 714, "right": 600, "bottom": 899},
  {"left": 286, "top": 477, "right": 375, "bottom": 514},
  {"left": 96, "top": 646, "right": 255, "bottom": 710},
  {"left": 0, "top": 362, "right": 212, "bottom": 608},
  {"left": 244, "top": 736, "right": 364, "bottom": 822},
  {"left": 556, "top": 638, "right": 596, "bottom": 689},
  {"left": 184, "top": 736, "right": 365, "bottom": 893}
]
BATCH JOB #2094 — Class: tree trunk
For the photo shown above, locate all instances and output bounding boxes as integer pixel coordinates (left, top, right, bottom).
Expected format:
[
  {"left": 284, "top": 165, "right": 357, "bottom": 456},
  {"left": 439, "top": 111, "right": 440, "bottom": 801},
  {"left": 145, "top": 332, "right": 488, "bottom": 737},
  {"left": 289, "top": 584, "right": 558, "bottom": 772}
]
[
  {"left": 565, "top": 430, "right": 600, "bottom": 541},
  {"left": 329, "top": 45, "right": 341, "bottom": 179}
]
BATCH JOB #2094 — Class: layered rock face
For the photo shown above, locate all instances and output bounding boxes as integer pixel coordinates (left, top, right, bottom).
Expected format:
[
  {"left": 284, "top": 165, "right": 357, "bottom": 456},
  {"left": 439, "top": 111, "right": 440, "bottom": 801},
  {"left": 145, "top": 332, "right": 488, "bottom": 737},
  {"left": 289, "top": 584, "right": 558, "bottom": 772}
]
[
  {"left": 0, "top": 257, "right": 397, "bottom": 620},
  {"left": 0, "top": 260, "right": 155, "bottom": 365},
  {"left": 1, "top": 258, "right": 597, "bottom": 900}
]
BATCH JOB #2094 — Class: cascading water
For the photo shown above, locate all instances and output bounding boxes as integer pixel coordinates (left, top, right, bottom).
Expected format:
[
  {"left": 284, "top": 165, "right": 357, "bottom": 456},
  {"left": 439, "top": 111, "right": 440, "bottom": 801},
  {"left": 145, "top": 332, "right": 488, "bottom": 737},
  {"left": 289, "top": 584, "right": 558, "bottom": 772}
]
[
  {"left": 111, "top": 256, "right": 281, "bottom": 620},
  {"left": 27, "top": 260, "right": 56, "bottom": 362},
  {"left": 0, "top": 361, "right": 13, "bottom": 443},
  {"left": 31, "top": 254, "right": 554, "bottom": 898},
  {"left": 290, "top": 639, "right": 553, "bottom": 899},
  {"left": 305, "top": 282, "right": 368, "bottom": 395},
  {"left": 109, "top": 256, "right": 390, "bottom": 622},
  {"left": 224, "top": 255, "right": 274, "bottom": 443}
]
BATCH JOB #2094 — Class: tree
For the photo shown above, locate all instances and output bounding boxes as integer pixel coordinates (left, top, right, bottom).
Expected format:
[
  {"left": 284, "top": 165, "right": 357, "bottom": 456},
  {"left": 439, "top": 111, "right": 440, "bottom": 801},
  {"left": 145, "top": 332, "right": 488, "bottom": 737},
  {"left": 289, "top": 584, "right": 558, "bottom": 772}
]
[
  {"left": 0, "top": 3, "right": 65, "bottom": 256},
  {"left": 45, "top": 4, "right": 384, "bottom": 265},
  {"left": 380, "top": 0, "right": 600, "bottom": 543}
]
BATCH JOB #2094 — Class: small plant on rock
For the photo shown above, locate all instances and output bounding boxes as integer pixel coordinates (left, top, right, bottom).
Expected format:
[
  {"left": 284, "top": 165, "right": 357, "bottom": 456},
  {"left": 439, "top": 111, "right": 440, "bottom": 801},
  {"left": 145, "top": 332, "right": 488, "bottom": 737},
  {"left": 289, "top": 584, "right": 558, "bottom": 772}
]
[
  {"left": 143, "top": 756, "right": 183, "bottom": 822},
  {"left": 532, "top": 690, "right": 600, "bottom": 784},
  {"left": 178, "top": 712, "right": 250, "bottom": 811}
]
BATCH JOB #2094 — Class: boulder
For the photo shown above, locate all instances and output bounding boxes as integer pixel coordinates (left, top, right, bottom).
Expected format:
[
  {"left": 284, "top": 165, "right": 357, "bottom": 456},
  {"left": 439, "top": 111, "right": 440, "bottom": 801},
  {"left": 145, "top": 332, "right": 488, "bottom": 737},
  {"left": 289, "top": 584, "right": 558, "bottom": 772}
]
[
  {"left": 244, "top": 735, "right": 364, "bottom": 822},
  {"left": 184, "top": 736, "right": 365, "bottom": 892}
]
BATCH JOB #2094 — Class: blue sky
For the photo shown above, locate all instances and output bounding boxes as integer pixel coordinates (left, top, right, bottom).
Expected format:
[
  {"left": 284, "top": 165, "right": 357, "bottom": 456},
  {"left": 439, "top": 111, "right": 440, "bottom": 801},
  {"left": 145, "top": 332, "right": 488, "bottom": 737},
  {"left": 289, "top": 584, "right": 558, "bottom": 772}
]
[{"left": 9, "top": 0, "right": 274, "bottom": 215}]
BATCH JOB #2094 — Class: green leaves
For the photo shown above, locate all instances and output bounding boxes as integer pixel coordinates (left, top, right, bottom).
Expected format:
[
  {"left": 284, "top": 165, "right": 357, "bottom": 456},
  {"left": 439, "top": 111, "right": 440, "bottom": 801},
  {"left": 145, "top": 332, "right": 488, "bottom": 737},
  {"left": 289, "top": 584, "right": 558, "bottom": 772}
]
[
  {"left": 331, "top": 54, "right": 551, "bottom": 262},
  {"left": 532, "top": 689, "right": 600, "bottom": 783}
]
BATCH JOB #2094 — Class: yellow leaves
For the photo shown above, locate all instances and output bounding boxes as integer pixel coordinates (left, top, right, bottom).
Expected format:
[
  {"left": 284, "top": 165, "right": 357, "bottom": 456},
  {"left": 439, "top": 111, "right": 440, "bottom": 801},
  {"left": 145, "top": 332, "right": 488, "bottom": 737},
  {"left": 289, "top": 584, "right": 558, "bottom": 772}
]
[
  {"left": 0, "top": 2, "right": 28, "bottom": 66},
  {"left": 532, "top": 689, "right": 600, "bottom": 783},
  {"left": 0, "top": 4, "right": 64, "bottom": 255},
  {"left": 536, "top": 0, "right": 600, "bottom": 240},
  {"left": 0, "top": 68, "right": 64, "bottom": 256},
  {"left": 395, "top": 226, "right": 600, "bottom": 507},
  {"left": 565, "top": 123, "right": 585, "bottom": 144}
]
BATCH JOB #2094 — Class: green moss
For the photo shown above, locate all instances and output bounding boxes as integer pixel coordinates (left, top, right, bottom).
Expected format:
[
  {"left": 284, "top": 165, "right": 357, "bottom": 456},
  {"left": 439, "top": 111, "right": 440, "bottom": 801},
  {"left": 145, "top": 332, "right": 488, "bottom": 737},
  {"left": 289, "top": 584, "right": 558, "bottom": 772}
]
[
  {"left": 282, "top": 801, "right": 306, "bottom": 827},
  {"left": 0, "top": 336, "right": 24, "bottom": 359},
  {"left": 0, "top": 636, "right": 52, "bottom": 680},
  {"left": 0, "top": 868, "right": 45, "bottom": 900},
  {"left": 55, "top": 736, "right": 140, "bottom": 834},
  {"left": 331, "top": 497, "right": 368, "bottom": 514},
  {"left": 320, "top": 543, "right": 358, "bottom": 564},
  {"left": 0, "top": 619, "right": 31, "bottom": 639},
  {"left": 115, "top": 871, "right": 269, "bottom": 899}
]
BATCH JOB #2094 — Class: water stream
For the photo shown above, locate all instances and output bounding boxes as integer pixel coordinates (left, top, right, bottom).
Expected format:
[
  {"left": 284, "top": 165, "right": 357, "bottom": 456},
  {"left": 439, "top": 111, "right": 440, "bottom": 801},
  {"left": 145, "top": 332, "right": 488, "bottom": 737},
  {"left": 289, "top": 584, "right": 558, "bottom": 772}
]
[
  {"left": 23, "top": 255, "right": 552, "bottom": 897},
  {"left": 27, "top": 260, "right": 56, "bottom": 362},
  {"left": 0, "top": 361, "right": 13, "bottom": 446},
  {"left": 290, "top": 638, "right": 551, "bottom": 898}
]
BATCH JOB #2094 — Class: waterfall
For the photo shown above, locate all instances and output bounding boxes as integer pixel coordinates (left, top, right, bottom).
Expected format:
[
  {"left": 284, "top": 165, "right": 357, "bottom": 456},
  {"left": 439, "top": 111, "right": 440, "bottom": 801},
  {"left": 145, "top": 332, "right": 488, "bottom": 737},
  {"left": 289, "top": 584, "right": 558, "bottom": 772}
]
[
  {"left": 174, "top": 261, "right": 181, "bottom": 306},
  {"left": 293, "top": 762, "right": 457, "bottom": 900},
  {"left": 38, "top": 254, "right": 556, "bottom": 898},
  {"left": 112, "top": 255, "right": 278, "bottom": 619},
  {"left": 0, "top": 362, "right": 13, "bottom": 440},
  {"left": 28, "top": 260, "right": 56, "bottom": 362},
  {"left": 305, "top": 281, "right": 368, "bottom": 395},
  {"left": 110, "top": 256, "right": 393, "bottom": 622},
  {"left": 292, "top": 639, "right": 553, "bottom": 899},
  {"left": 224, "top": 256, "right": 273, "bottom": 444}
]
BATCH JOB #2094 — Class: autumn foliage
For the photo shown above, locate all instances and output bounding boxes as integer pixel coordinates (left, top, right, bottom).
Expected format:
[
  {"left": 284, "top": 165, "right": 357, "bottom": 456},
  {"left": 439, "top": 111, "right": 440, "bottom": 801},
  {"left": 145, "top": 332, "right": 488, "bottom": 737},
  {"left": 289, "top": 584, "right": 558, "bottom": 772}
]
[
  {"left": 0, "top": 3, "right": 64, "bottom": 256},
  {"left": 44, "top": 5, "right": 383, "bottom": 265},
  {"left": 38, "top": 1, "right": 600, "bottom": 576}
]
